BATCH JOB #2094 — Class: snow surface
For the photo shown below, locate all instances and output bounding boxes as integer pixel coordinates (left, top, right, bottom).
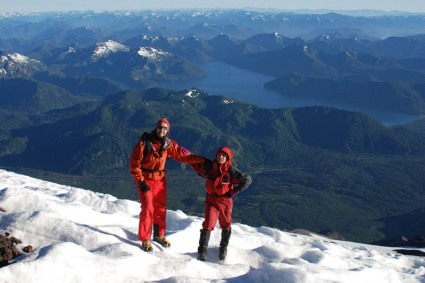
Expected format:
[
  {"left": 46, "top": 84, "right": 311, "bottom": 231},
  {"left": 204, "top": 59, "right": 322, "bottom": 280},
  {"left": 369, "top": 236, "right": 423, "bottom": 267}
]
[
  {"left": 138, "top": 46, "right": 171, "bottom": 60},
  {"left": 184, "top": 89, "right": 200, "bottom": 98},
  {"left": 0, "top": 169, "right": 424, "bottom": 283},
  {"left": 9, "top": 53, "right": 31, "bottom": 64},
  {"left": 223, "top": 99, "right": 234, "bottom": 105},
  {"left": 1, "top": 53, "right": 36, "bottom": 65},
  {"left": 92, "top": 40, "right": 130, "bottom": 60},
  {"left": 0, "top": 53, "right": 44, "bottom": 77}
]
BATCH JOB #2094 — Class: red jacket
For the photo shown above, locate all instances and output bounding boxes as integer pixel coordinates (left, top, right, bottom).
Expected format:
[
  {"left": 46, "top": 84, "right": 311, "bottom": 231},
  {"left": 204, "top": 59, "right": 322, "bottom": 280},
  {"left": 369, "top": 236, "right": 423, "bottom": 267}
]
[
  {"left": 185, "top": 149, "right": 252, "bottom": 197},
  {"left": 205, "top": 161, "right": 233, "bottom": 196},
  {"left": 129, "top": 132, "right": 189, "bottom": 182}
]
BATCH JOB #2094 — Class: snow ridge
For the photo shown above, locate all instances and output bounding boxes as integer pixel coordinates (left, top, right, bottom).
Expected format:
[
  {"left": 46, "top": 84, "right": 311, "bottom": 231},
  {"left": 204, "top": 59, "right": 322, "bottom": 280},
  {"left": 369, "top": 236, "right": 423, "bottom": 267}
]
[
  {"left": 92, "top": 40, "right": 130, "bottom": 60},
  {"left": 137, "top": 46, "right": 171, "bottom": 60}
]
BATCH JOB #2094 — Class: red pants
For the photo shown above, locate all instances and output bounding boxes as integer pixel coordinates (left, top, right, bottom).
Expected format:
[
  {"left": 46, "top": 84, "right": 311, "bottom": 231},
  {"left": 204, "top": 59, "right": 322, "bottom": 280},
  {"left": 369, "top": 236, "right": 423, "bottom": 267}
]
[
  {"left": 202, "top": 194, "right": 233, "bottom": 231},
  {"left": 137, "top": 178, "right": 167, "bottom": 241}
]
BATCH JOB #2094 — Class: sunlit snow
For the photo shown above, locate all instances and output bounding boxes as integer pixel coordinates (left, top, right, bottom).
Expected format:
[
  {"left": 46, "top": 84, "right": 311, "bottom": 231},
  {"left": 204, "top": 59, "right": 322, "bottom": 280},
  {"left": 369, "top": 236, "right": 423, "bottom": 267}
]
[
  {"left": 0, "top": 169, "right": 424, "bottom": 283},
  {"left": 0, "top": 53, "right": 44, "bottom": 76},
  {"left": 92, "top": 40, "right": 130, "bottom": 60},
  {"left": 184, "top": 89, "right": 200, "bottom": 98},
  {"left": 137, "top": 46, "right": 171, "bottom": 60},
  {"left": 1, "top": 53, "right": 41, "bottom": 65}
]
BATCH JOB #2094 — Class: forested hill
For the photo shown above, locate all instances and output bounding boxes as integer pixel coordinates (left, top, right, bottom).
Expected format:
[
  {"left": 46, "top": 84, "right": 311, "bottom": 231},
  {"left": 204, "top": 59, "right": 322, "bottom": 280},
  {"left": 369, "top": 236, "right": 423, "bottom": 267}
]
[
  {"left": 1, "top": 87, "right": 424, "bottom": 172},
  {"left": 0, "top": 86, "right": 425, "bottom": 243}
]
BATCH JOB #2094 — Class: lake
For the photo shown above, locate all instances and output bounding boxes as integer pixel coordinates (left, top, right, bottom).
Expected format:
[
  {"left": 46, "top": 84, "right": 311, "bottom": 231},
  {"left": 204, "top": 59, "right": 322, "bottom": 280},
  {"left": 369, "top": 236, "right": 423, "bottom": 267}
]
[{"left": 162, "top": 61, "right": 418, "bottom": 126}]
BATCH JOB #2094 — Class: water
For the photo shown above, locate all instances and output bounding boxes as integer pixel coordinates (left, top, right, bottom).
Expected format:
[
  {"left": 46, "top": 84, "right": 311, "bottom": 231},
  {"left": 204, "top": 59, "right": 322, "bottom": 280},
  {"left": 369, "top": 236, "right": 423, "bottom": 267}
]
[{"left": 162, "top": 61, "right": 418, "bottom": 126}]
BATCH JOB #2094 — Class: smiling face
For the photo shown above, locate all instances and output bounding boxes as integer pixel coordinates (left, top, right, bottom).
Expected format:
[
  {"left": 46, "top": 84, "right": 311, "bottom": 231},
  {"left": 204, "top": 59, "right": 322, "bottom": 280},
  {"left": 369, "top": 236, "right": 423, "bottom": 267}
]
[
  {"left": 216, "top": 151, "right": 228, "bottom": 165},
  {"left": 156, "top": 122, "right": 169, "bottom": 138}
]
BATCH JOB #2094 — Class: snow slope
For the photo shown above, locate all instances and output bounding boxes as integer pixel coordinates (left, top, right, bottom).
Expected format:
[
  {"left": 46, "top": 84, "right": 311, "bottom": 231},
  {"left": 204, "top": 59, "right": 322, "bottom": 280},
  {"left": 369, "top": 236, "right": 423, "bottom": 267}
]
[{"left": 0, "top": 169, "right": 424, "bottom": 283}]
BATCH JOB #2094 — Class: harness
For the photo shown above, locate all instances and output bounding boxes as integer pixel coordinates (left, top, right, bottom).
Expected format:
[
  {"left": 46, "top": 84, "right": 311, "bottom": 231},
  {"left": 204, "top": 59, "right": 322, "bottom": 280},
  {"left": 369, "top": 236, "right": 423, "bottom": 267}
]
[{"left": 138, "top": 132, "right": 171, "bottom": 177}]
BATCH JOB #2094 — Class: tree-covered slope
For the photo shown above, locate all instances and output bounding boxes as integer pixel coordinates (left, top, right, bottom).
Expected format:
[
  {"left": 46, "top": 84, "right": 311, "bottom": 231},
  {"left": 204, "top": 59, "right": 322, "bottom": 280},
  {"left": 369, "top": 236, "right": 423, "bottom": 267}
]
[
  {"left": 1, "top": 87, "right": 425, "bottom": 243},
  {"left": 0, "top": 78, "right": 88, "bottom": 113}
]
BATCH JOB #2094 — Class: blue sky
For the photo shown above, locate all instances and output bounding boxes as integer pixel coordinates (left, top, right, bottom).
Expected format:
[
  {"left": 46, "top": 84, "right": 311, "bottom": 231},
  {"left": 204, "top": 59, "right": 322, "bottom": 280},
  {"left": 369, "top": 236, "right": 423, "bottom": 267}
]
[{"left": 1, "top": 0, "right": 425, "bottom": 13}]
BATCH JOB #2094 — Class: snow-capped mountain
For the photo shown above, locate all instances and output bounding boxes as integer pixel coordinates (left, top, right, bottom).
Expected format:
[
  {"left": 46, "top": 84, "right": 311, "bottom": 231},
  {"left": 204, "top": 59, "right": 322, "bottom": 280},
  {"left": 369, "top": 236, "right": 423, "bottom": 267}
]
[
  {"left": 0, "top": 169, "right": 424, "bottom": 282},
  {"left": 124, "top": 35, "right": 181, "bottom": 50},
  {"left": 137, "top": 46, "right": 172, "bottom": 61},
  {"left": 4, "top": 38, "right": 206, "bottom": 87},
  {"left": 56, "top": 40, "right": 205, "bottom": 87},
  {"left": 0, "top": 52, "right": 46, "bottom": 78},
  {"left": 91, "top": 40, "right": 130, "bottom": 61}
]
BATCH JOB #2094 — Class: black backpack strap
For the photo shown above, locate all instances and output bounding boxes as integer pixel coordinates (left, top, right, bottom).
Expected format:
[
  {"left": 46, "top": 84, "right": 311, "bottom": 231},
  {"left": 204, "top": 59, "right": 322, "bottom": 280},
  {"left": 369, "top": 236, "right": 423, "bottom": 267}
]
[
  {"left": 139, "top": 132, "right": 155, "bottom": 155},
  {"left": 139, "top": 132, "right": 150, "bottom": 144}
]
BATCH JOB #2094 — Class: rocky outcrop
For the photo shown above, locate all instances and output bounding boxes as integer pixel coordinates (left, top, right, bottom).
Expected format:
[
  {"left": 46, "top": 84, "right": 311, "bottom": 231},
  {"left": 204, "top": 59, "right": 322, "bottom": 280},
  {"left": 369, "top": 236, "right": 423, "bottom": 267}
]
[{"left": 0, "top": 230, "right": 33, "bottom": 267}]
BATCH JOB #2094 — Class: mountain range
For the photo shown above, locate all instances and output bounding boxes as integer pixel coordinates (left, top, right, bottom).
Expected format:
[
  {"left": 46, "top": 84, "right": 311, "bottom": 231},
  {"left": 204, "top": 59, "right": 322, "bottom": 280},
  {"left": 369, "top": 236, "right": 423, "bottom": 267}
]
[
  {"left": 1, "top": 10, "right": 425, "bottom": 244},
  {"left": 2, "top": 12, "right": 425, "bottom": 115}
]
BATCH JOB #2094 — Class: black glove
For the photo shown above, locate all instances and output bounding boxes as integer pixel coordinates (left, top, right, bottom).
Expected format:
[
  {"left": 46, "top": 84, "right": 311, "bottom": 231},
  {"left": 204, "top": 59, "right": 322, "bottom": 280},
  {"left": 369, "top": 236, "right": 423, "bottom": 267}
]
[{"left": 139, "top": 180, "right": 151, "bottom": 192}]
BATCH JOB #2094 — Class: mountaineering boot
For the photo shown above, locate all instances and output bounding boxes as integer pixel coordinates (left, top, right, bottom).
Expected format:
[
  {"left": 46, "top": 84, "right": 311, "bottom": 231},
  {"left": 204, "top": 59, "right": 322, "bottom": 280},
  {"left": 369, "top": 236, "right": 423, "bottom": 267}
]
[
  {"left": 153, "top": 224, "right": 171, "bottom": 247},
  {"left": 197, "top": 229, "right": 211, "bottom": 261},
  {"left": 153, "top": 235, "right": 171, "bottom": 248},
  {"left": 153, "top": 224, "right": 160, "bottom": 237},
  {"left": 141, "top": 241, "right": 153, "bottom": 252},
  {"left": 219, "top": 229, "right": 231, "bottom": 261}
]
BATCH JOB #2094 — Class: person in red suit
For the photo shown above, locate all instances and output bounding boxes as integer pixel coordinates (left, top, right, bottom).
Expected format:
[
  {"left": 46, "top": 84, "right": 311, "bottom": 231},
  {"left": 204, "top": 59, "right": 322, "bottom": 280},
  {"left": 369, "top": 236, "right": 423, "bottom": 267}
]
[
  {"left": 129, "top": 118, "right": 191, "bottom": 251},
  {"left": 185, "top": 146, "right": 252, "bottom": 261}
]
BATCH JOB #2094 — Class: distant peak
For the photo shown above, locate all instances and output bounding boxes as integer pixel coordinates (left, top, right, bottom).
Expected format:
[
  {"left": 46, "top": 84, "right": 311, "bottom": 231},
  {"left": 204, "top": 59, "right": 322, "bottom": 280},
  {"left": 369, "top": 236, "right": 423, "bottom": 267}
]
[
  {"left": 92, "top": 40, "right": 129, "bottom": 60},
  {"left": 0, "top": 52, "right": 45, "bottom": 78},
  {"left": 137, "top": 46, "right": 171, "bottom": 60},
  {"left": 184, "top": 89, "right": 200, "bottom": 98}
]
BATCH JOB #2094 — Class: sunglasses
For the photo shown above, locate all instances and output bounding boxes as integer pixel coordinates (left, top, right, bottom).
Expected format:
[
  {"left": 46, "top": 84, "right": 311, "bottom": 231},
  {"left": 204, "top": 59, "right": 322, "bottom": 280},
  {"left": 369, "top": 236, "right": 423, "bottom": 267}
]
[
  {"left": 217, "top": 152, "right": 228, "bottom": 157},
  {"left": 157, "top": 125, "right": 168, "bottom": 130}
]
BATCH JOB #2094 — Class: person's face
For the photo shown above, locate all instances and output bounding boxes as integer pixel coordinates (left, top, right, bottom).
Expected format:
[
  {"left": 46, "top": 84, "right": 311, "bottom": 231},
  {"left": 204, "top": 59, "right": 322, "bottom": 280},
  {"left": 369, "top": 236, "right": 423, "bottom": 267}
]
[
  {"left": 216, "top": 152, "right": 228, "bottom": 165},
  {"left": 156, "top": 122, "right": 168, "bottom": 138}
]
